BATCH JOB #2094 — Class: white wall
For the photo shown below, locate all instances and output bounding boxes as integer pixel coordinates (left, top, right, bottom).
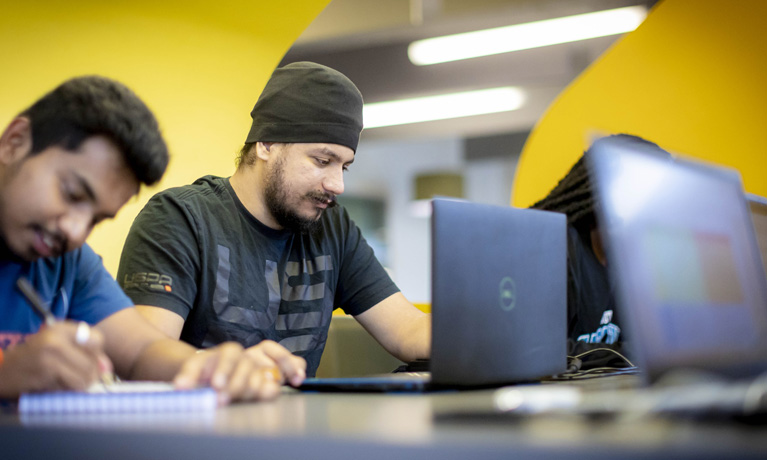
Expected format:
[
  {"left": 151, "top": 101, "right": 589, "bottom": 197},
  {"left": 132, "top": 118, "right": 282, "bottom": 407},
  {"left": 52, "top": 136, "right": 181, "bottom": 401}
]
[{"left": 347, "top": 136, "right": 519, "bottom": 303}]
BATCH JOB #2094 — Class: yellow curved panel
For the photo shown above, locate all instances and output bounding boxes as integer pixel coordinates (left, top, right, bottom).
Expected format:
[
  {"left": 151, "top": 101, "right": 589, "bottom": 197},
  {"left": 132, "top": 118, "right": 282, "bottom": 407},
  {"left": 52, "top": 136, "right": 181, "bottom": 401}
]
[
  {"left": 513, "top": 0, "right": 767, "bottom": 207},
  {"left": 0, "top": 0, "right": 331, "bottom": 274}
]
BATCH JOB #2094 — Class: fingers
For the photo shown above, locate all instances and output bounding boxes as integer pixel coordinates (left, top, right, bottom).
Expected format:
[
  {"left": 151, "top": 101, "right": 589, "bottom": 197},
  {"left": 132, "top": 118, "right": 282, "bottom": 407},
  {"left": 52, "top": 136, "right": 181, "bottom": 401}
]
[
  {"left": 0, "top": 322, "right": 107, "bottom": 397},
  {"left": 249, "top": 368, "right": 282, "bottom": 401},
  {"left": 173, "top": 348, "right": 223, "bottom": 390},
  {"left": 70, "top": 322, "right": 114, "bottom": 378},
  {"left": 44, "top": 322, "right": 109, "bottom": 390},
  {"left": 226, "top": 357, "right": 281, "bottom": 402},
  {"left": 246, "top": 340, "right": 307, "bottom": 387},
  {"left": 174, "top": 342, "right": 250, "bottom": 405},
  {"left": 173, "top": 341, "right": 306, "bottom": 404}
]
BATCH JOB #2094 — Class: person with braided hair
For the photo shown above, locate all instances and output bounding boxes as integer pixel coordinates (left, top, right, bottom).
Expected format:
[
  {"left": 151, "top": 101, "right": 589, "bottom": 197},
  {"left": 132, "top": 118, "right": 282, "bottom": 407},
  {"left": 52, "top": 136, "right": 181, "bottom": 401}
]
[{"left": 531, "top": 134, "right": 670, "bottom": 363}]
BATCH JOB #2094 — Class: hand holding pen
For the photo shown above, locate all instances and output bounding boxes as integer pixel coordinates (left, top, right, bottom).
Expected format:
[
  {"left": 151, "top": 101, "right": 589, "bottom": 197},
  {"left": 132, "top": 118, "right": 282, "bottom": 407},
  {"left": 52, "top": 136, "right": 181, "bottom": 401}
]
[{"left": 0, "top": 279, "right": 115, "bottom": 399}]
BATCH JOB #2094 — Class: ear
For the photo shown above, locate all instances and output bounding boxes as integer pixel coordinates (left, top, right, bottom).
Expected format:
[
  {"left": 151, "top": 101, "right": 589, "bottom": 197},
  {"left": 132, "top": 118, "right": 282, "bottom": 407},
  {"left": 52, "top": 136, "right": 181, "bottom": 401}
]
[
  {"left": 255, "top": 142, "right": 274, "bottom": 162},
  {"left": 0, "top": 117, "right": 33, "bottom": 166}
]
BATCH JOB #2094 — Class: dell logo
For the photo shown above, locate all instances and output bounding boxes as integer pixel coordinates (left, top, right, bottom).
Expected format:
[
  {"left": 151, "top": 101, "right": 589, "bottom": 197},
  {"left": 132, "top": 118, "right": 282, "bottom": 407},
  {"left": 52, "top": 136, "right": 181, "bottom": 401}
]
[{"left": 499, "top": 277, "right": 516, "bottom": 311}]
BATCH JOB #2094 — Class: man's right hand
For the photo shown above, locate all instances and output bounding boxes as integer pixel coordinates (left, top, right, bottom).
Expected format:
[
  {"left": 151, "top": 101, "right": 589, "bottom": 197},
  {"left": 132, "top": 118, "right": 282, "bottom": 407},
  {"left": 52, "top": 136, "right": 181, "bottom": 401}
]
[
  {"left": 0, "top": 322, "right": 111, "bottom": 399},
  {"left": 172, "top": 340, "right": 306, "bottom": 403},
  {"left": 244, "top": 340, "right": 307, "bottom": 388}
]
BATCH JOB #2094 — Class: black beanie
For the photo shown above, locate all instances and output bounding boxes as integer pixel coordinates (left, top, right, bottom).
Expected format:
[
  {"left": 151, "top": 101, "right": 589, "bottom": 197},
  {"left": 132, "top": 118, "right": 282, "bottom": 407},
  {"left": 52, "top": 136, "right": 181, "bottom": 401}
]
[{"left": 245, "top": 62, "right": 364, "bottom": 152}]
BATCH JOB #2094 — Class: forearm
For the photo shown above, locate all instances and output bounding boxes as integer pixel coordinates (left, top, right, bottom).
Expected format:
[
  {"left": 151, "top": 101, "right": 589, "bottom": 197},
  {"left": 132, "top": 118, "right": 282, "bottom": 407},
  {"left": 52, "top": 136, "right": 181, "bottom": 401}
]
[
  {"left": 85, "top": 309, "right": 299, "bottom": 402},
  {"left": 125, "top": 338, "right": 197, "bottom": 381},
  {"left": 370, "top": 311, "right": 431, "bottom": 363},
  {"left": 355, "top": 293, "right": 432, "bottom": 363},
  {"left": 394, "top": 313, "right": 431, "bottom": 362}
]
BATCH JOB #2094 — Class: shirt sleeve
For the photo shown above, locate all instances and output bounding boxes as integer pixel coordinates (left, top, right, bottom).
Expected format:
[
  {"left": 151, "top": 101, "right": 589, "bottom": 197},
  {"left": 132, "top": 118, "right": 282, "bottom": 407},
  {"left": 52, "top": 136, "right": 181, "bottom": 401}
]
[
  {"left": 333, "top": 209, "right": 400, "bottom": 316},
  {"left": 117, "top": 192, "right": 201, "bottom": 319},
  {"left": 67, "top": 244, "right": 134, "bottom": 324}
]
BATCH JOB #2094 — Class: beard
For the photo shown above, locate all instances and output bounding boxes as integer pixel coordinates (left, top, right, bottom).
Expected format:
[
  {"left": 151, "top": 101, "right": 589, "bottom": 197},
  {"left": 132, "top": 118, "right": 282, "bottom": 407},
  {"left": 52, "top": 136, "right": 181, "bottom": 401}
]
[
  {"left": 0, "top": 194, "right": 25, "bottom": 262},
  {"left": 0, "top": 233, "right": 21, "bottom": 262},
  {"left": 263, "top": 157, "right": 337, "bottom": 234}
]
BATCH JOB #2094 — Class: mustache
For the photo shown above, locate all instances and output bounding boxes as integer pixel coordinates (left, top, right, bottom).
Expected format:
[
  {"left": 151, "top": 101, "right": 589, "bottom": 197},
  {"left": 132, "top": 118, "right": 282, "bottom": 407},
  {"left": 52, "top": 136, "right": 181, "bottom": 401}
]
[
  {"left": 307, "top": 192, "right": 338, "bottom": 208},
  {"left": 44, "top": 228, "right": 68, "bottom": 256}
]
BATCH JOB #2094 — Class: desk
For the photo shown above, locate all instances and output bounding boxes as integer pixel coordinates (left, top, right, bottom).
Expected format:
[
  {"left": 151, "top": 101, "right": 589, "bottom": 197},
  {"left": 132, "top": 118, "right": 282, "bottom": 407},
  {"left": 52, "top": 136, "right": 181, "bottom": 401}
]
[{"left": 2, "top": 381, "right": 766, "bottom": 460}]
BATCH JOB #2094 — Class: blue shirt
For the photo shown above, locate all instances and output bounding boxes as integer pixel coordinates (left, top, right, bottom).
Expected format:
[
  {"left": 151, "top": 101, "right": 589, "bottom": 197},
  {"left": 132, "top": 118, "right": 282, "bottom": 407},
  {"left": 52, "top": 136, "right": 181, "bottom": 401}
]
[{"left": 0, "top": 243, "right": 133, "bottom": 350}]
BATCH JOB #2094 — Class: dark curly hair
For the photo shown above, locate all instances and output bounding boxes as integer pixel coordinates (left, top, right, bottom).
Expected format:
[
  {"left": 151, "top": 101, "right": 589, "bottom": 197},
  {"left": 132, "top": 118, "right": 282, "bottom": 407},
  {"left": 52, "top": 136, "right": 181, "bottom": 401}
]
[
  {"left": 18, "top": 75, "right": 169, "bottom": 186},
  {"left": 531, "top": 134, "right": 668, "bottom": 234}
]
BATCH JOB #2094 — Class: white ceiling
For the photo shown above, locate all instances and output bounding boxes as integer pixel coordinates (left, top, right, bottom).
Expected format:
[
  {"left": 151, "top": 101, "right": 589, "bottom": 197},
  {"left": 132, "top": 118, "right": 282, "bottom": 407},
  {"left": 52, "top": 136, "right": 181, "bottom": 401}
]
[{"left": 283, "top": 0, "right": 658, "bottom": 141}]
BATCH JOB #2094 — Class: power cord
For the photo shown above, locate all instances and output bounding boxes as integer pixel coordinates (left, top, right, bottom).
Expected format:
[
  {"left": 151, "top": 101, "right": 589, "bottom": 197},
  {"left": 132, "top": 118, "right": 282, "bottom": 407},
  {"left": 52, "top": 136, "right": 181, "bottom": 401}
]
[
  {"left": 572, "top": 346, "right": 635, "bottom": 367},
  {"left": 549, "top": 347, "right": 639, "bottom": 381}
]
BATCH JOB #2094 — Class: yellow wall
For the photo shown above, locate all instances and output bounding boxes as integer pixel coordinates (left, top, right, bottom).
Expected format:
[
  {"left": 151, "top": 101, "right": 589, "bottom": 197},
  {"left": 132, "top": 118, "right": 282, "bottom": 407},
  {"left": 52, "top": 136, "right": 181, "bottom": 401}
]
[
  {"left": 0, "top": 0, "right": 331, "bottom": 274},
  {"left": 512, "top": 0, "right": 767, "bottom": 208}
]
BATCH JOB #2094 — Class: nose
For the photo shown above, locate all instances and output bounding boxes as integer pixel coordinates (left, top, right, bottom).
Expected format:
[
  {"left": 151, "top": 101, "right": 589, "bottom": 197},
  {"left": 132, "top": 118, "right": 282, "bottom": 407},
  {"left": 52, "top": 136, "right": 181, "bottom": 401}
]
[
  {"left": 323, "top": 166, "right": 345, "bottom": 196},
  {"left": 58, "top": 208, "right": 92, "bottom": 249}
]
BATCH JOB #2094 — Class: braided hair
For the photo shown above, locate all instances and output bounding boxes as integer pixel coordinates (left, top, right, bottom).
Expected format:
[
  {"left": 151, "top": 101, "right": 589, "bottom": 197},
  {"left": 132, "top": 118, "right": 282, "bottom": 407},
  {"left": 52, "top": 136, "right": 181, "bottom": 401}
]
[
  {"left": 531, "top": 134, "right": 667, "bottom": 235},
  {"left": 531, "top": 154, "right": 595, "bottom": 232}
]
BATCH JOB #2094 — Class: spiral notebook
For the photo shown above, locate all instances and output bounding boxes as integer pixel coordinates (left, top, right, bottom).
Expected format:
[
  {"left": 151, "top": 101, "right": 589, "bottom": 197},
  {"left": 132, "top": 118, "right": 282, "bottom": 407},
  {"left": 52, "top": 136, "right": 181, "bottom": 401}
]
[{"left": 18, "top": 381, "right": 217, "bottom": 414}]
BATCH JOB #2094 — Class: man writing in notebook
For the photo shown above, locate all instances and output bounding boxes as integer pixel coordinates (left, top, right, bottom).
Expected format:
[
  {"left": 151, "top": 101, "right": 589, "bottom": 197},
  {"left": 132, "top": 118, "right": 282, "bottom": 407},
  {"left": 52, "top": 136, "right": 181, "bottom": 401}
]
[
  {"left": 0, "top": 76, "right": 304, "bottom": 401},
  {"left": 117, "top": 62, "right": 430, "bottom": 378}
]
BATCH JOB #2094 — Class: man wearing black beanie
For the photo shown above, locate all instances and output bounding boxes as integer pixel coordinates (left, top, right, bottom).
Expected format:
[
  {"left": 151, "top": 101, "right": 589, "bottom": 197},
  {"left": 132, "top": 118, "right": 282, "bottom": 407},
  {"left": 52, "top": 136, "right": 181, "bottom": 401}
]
[{"left": 117, "top": 62, "right": 431, "bottom": 383}]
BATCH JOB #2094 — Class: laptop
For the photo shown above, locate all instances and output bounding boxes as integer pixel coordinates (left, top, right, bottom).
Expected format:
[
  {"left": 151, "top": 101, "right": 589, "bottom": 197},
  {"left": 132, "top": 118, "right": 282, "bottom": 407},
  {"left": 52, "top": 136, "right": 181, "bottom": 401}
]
[
  {"left": 586, "top": 138, "right": 767, "bottom": 386},
  {"left": 298, "top": 198, "right": 568, "bottom": 392},
  {"left": 746, "top": 193, "right": 767, "bottom": 284},
  {"left": 447, "top": 139, "right": 767, "bottom": 418}
]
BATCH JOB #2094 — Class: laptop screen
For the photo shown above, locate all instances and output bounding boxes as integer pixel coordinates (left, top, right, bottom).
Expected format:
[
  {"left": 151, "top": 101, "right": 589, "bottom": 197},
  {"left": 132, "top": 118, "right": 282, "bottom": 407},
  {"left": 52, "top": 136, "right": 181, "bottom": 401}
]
[
  {"left": 747, "top": 194, "right": 767, "bottom": 284},
  {"left": 430, "top": 199, "right": 567, "bottom": 386},
  {"left": 588, "top": 138, "right": 767, "bottom": 382}
]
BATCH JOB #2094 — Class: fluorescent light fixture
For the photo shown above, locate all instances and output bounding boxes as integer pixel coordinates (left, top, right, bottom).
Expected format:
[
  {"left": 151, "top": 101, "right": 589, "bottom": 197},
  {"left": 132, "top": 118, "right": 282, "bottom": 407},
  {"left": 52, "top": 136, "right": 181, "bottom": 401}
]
[
  {"left": 364, "top": 87, "right": 524, "bottom": 129},
  {"left": 408, "top": 6, "right": 647, "bottom": 66}
]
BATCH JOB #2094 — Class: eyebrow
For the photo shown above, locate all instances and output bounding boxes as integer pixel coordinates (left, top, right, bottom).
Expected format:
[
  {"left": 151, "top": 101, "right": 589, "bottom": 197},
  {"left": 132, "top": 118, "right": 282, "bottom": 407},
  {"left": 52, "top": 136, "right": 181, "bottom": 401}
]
[{"left": 315, "top": 148, "right": 354, "bottom": 166}]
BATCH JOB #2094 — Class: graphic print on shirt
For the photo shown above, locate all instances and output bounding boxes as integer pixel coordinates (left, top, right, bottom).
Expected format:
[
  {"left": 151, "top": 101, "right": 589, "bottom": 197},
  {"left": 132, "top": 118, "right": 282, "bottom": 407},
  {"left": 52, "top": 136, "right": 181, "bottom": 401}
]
[
  {"left": 275, "top": 255, "right": 333, "bottom": 353},
  {"left": 206, "top": 245, "right": 333, "bottom": 353},
  {"left": 0, "top": 332, "right": 25, "bottom": 350},
  {"left": 122, "top": 271, "right": 173, "bottom": 293},
  {"left": 577, "top": 309, "right": 621, "bottom": 344}
]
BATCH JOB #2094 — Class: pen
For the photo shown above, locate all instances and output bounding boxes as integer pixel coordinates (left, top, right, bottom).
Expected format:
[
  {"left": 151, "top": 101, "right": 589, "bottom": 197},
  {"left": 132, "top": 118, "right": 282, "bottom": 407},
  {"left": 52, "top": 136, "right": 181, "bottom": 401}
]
[
  {"left": 16, "top": 277, "right": 116, "bottom": 387},
  {"left": 16, "top": 277, "right": 57, "bottom": 327}
]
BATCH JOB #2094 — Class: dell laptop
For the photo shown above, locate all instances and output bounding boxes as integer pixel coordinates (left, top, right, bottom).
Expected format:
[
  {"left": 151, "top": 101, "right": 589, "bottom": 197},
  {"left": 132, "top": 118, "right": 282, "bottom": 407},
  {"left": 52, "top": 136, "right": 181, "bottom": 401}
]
[{"left": 298, "top": 198, "right": 567, "bottom": 392}]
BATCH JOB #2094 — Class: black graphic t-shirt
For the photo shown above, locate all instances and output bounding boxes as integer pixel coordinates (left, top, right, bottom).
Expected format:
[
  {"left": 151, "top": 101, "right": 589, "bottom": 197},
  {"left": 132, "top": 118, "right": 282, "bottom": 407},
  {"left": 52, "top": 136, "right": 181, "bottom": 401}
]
[
  {"left": 566, "top": 225, "right": 622, "bottom": 346},
  {"left": 117, "top": 176, "right": 399, "bottom": 376}
]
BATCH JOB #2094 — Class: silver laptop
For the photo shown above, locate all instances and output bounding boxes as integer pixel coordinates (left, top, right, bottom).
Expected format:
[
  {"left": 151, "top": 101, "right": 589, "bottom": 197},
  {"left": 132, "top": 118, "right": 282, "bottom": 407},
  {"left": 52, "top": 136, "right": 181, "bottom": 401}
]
[
  {"left": 747, "top": 193, "right": 767, "bottom": 284},
  {"left": 587, "top": 138, "right": 767, "bottom": 385},
  {"left": 299, "top": 199, "right": 567, "bottom": 392}
]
